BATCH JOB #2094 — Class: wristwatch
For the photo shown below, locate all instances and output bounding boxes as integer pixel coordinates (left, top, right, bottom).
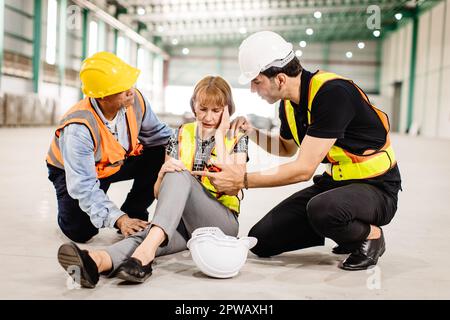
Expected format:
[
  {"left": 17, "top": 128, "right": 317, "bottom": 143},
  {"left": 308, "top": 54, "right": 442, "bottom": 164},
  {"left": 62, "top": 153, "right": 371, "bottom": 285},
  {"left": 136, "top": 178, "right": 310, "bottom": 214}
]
[{"left": 243, "top": 172, "right": 248, "bottom": 190}]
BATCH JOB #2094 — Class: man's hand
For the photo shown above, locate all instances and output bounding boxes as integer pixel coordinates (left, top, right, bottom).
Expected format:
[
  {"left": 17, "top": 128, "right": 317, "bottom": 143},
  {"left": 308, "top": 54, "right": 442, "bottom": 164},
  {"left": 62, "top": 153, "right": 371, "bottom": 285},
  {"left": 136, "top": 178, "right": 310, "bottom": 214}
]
[
  {"left": 115, "top": 214, "right": 149, "bottom": 237},
  {"left": 229, "top": 116, "right": 255, "bottom": 137},
  {"left": 192, "top": 160, "right": 245, "bottom": 195}
]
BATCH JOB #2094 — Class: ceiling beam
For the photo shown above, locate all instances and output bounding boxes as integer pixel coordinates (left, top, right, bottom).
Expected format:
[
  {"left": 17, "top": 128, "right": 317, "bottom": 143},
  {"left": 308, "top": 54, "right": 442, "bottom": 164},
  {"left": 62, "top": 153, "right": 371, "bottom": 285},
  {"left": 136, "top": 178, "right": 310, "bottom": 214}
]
[{"left": 72, "top": 0, "right": 169, "bottom": 59}]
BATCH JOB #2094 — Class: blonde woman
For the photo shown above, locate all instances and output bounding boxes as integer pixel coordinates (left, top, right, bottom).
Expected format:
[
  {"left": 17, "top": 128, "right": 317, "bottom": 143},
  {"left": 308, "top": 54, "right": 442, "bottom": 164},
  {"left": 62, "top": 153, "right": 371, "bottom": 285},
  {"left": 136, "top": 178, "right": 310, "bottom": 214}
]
[{"left": 57, "top": 76, "right": 249, "bottom": 288}]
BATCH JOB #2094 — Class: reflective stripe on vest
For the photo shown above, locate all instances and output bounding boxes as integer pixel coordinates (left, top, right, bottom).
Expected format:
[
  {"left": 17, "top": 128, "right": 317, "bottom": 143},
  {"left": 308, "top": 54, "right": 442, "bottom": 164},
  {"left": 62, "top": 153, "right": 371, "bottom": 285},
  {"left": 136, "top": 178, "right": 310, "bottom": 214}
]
[
  {"left": 46, "top": 88, "right": 146, "bottom": 179},
  {"left": 284, "top": 71, "right": 396, "bottom": 181},
  {"left": 178, "top": 122, "right": 244, "bottom": 214}
]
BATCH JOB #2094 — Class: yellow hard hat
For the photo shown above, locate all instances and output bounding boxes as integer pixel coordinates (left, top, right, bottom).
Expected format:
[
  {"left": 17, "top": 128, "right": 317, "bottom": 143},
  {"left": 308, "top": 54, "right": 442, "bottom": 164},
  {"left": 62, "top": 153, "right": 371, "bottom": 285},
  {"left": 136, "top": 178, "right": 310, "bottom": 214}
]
[{"left": 80, "top": 51, "right": 141, "bottom": 98}]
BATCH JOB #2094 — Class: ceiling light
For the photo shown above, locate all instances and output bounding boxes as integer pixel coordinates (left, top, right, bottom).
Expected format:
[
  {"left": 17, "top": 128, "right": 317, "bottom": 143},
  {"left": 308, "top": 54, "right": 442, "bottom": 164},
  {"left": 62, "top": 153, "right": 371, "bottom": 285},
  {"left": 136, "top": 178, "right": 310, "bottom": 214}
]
[
  {"left": 357, "top": 42, "right": 365, "bottom": 49},
  {"left": 171, "top": 38, "right": 179, "bottom": 45},
  {"left": 157, "top": 25, "right": 164, "bottom": 32},
  {"left": 373, "top": 30, "right": 381, "bottom": 37},
  {"left": 314, "top": 11, "right": 322, "bottom": 19},
  {"left": 239, "top": 27, "right": 247, "bottom": 34},
  {"left": 137, "top": 7, "right": 146, "bottom": 15},
  {"left": 346, "top": 51, "right": 353, "bottom": 59},
  {"left": 299, "top": 41, "right": 307, "bottom": 48},
  {"left": 306, "top": 28, "right": 314, "bottom": 36},
  {"left": 182, "top": 48, "right": 190, "bottom": 55},
  {"left": 395, "top": 13, "right": 403, "bottom": 20},
  {"left": 295, "top": 50, "right": 303, "bottom": 57}
]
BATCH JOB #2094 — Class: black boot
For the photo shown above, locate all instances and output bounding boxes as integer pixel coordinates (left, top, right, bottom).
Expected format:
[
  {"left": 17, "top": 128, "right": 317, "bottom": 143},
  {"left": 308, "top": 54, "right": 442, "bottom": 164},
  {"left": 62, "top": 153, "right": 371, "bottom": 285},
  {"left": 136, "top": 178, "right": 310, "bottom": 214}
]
[
  {"left": 339, "top": 228, "right": 386, "bottom": 271},
  {"left": 57, "top": 242, "right": 99, "bottom": 288}
]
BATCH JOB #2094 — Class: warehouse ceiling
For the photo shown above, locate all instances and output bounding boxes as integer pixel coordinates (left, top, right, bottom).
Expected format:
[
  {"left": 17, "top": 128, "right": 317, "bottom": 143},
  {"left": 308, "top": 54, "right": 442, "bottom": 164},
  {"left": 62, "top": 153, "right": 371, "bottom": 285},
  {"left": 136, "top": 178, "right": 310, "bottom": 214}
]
[{"left": 110, "top": 0, "right": 431, "bottom": 48}]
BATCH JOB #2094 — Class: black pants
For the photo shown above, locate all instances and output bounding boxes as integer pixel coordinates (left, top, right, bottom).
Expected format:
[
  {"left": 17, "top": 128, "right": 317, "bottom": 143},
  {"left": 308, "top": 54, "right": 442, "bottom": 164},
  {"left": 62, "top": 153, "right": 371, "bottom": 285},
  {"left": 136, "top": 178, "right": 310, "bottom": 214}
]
[
  {"left": 248, "top": 175, "right": 398, "bottom": 257},
  {"left": 47, "top": 146, "right": 165, "bottom": 243}
]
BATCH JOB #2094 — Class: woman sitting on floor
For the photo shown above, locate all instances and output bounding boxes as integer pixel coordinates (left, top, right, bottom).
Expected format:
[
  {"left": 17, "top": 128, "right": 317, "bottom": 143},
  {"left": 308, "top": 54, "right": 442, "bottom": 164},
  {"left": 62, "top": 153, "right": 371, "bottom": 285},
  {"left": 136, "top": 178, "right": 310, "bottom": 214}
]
[{"left": 57, "top": 76, "right": 249, "bottom": 288}]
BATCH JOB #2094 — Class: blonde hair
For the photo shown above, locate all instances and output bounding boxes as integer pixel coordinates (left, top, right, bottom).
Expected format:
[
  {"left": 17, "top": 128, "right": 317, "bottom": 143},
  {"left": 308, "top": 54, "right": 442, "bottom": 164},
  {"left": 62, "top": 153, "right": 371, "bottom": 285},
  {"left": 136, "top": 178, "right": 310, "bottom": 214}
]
[{"left": 190, "top": 76, "right": 235, "bottom": 116}]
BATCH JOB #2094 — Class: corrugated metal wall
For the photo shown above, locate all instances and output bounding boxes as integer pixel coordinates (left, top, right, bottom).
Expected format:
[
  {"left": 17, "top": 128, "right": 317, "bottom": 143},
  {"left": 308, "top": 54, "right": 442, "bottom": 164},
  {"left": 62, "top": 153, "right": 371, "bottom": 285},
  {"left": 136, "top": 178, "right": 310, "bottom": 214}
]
[{"left": 382, "top": 0, "right": 450, "bottom": 138}]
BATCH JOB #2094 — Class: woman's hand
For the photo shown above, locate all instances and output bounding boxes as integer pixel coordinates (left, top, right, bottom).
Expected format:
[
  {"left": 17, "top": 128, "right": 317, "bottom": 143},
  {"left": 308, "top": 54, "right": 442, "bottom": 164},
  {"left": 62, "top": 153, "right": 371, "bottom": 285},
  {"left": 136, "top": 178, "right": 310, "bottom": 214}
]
[
  {"left": 158, "top": 158, "right": 187, "bottom": 179},
  {"left": 217, "top": 106, "right": 231, "bottom": 133}
]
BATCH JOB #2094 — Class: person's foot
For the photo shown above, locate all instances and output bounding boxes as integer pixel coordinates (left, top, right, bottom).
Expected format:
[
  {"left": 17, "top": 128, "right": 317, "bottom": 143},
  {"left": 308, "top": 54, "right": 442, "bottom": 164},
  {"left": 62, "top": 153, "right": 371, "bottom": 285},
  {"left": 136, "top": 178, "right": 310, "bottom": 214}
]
[
  {"left": 57, "top": 242, "right": 99, "bottom": 288},
  {"left": 116, "top": 257, "right": 153, "bottom": 283},
  {"left": 339, "top": 229, "right": 386, "bottom": 271}
]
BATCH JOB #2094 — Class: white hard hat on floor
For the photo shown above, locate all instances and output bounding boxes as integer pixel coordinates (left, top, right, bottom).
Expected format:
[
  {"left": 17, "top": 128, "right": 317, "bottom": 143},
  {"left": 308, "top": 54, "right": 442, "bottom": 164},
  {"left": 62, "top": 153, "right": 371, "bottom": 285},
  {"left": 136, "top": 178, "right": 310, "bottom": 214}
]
[
  {"left": 238, "top": 31, "right": 294, "bottom": 85},
  {"left": 187, "top": 227, "right": 257, "bottom": 278}
]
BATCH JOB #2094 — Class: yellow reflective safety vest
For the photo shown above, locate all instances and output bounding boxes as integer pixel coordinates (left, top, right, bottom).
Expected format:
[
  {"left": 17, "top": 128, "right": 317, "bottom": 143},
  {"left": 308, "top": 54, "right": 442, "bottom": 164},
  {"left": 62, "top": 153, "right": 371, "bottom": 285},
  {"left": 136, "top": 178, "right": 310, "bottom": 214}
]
[
  {"left": 284, "top": 71, "right": 396, "bottom": 181},
  {"left": 178, "top": 122, "right": 245, "bottom": 214}
]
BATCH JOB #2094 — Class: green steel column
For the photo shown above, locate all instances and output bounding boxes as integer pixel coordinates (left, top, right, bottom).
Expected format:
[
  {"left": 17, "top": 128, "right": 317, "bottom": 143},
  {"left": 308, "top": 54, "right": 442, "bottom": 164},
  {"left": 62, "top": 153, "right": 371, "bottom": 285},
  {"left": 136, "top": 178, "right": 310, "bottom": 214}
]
[
  {"left": 0, "top": 0, "right": 4, "bottom": 89},
  {"left": 407, "top": 10, "right": 418, "bottom": 132},
  {"left": 136, "top": 21, "right": 145, "bottom": 63},
  {"left": 32, "top": 0, "right": 42, "bottom": 93},
  {"left": 81, "top": 8, "right": 88, "bottom": 61},
  {"left": 113, "top": 10, "right": 118, "bottom": 55},
  {"left": 113, "top": 31, "right": 118, "bottom": 54},
  {"left": 113, "top": 7, "right": 126, "bottom": 54},
  {"left": 80, "top": 8, "right": 88, "bottom": 99},
  {"left": 58, "top": 0, "right": 67, "bottom": 93},
  {"left": 375, "top": 40, "right": 382, "bottom": 94}
]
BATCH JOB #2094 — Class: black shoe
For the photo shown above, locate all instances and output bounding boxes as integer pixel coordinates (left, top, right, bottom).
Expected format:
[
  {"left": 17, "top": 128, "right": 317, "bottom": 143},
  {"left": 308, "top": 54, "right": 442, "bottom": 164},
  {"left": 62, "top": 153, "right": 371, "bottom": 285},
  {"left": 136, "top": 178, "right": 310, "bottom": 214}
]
[
  {"left": 57, "top": 242, "right": 99, "bottom": 288},
  {"left": 339, "top": 229, "right": 386, "bottom": 271},
  {"left": 116, "top": 257, "right": 153, "bottom": 283},
  {"left": 332, "top": 243, "right": 359, "bottom": 255}
]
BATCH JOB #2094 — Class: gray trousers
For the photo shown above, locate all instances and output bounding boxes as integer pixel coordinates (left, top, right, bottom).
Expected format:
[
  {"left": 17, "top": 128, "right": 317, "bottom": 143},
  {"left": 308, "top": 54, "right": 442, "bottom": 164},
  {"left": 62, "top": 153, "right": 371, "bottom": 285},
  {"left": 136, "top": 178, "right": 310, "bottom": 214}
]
[{"left": 104, "top": 170, "right": 239, "bottom": 274}]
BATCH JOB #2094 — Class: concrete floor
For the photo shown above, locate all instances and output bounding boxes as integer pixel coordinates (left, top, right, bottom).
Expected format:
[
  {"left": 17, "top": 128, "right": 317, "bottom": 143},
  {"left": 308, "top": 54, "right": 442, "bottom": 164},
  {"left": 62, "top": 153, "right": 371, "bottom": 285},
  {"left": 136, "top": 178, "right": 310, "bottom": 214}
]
[{"left": 1, "top": 127, "right": 450, "bottom": 300}]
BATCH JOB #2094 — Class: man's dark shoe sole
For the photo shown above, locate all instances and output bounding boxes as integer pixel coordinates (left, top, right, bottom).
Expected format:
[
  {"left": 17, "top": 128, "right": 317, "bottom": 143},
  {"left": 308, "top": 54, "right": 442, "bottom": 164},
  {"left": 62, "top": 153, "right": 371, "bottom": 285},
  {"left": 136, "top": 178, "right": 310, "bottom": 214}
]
[{"left": 57, "top": 242, "right": 97, "bottom": 288}]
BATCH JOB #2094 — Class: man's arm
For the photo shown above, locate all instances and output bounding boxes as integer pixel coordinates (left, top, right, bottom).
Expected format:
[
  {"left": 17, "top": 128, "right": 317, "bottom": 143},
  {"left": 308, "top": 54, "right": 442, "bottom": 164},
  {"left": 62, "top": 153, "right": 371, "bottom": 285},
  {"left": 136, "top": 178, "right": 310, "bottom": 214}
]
[
  {"left": 230, "top": 117, "right": 297, "bottom": 157},
  {"left": 247, "top": 135, "right": 336, "bottom": 187},
  {"left": 59, "top": 124, "right": 125, "bottom": 229},
  {"left": 193, "top": 135, "right": 335, "bottom": 192}
]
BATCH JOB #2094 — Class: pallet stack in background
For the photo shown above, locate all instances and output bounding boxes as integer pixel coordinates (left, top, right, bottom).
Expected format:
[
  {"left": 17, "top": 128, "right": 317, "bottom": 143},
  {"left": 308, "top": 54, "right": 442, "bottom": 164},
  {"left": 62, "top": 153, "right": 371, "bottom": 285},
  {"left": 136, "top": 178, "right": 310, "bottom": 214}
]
[{"left": 0, "top": 93, "right": 59, "bottom": 127}]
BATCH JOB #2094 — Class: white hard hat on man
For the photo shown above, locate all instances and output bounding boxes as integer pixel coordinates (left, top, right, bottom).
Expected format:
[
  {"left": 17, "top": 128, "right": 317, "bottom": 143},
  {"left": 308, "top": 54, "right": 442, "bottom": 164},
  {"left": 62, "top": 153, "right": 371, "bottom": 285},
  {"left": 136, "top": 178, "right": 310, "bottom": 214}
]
[{"left": 238, "top": 31, "right": 295, "bottom": 85}]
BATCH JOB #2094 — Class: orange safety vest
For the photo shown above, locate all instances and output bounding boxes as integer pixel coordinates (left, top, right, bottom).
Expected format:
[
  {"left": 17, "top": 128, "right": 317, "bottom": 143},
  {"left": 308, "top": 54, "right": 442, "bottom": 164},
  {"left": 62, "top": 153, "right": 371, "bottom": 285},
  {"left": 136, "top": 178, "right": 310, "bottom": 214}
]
[
  {"left": 284, "top": 71, "right": 397, "bottom": 181},
  {"left": 178, "top": 122, "right": 245, "bottom": 214},
  {"left": 46, "top": 88, "right": 146, "bottom": 179}
]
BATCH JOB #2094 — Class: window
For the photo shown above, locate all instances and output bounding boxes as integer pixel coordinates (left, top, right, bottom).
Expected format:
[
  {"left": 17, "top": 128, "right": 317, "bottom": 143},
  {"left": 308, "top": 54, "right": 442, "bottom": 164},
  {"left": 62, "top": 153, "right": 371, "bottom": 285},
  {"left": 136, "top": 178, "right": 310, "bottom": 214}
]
[
  {"left": 88, "top": 20, "right": 98, "bottom": 57},
  {"left": 116, "top": 36, "right": 130, "bottom": 64},
  {"left": 45, "top": 0, "right": 58, "bottom": 65}
]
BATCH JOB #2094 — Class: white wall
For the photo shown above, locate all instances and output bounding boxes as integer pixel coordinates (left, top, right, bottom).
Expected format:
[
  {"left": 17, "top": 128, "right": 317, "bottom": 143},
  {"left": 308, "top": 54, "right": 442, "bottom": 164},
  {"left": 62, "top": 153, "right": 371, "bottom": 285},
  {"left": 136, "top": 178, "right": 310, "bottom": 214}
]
[
  {"left": 381, "top": 0, "right": 450, "bottom": 139},
  {"left": 380, "top": 22, "right": 412, "bottom": 132}
]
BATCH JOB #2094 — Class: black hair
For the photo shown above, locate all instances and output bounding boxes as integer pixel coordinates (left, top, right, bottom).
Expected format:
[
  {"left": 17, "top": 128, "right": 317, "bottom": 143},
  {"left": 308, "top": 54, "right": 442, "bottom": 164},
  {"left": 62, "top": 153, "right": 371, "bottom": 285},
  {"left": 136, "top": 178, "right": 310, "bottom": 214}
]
[{"left": 260, "top": 56, "right": 303, "bottom": 79}]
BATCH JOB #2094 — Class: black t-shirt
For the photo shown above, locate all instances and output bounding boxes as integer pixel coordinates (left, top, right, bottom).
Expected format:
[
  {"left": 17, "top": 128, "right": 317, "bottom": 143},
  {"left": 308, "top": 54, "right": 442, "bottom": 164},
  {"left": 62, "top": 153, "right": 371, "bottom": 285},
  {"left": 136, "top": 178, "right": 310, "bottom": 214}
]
[{"left": 279, "top": 69, "right": 402, "bottom": 199}]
